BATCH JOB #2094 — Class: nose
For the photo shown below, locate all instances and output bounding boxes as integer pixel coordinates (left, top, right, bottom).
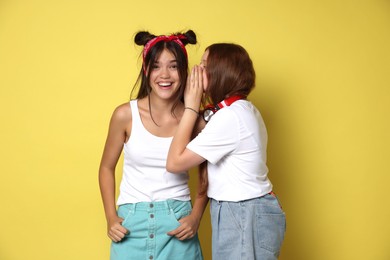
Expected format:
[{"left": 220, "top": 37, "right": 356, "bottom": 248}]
[{"left": 159, "top": 66, "right": 170, "bottom": 78}]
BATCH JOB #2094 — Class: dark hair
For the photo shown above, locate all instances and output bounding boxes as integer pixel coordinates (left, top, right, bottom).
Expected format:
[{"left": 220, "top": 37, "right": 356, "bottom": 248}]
[
  {"left": 204, "top": 43, "right": 255, "bottom": 104},
  {"left": 131, "top": 30, "right": 197, "bottom": 124}
]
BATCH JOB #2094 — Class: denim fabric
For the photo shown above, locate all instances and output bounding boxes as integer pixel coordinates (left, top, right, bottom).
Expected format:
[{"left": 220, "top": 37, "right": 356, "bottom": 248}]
[
  {"left": 111, "top": 200, "right": 203, "bottom": 260},
  {"left": 210, "top": 194, "right": 286, "bottom": 260}
]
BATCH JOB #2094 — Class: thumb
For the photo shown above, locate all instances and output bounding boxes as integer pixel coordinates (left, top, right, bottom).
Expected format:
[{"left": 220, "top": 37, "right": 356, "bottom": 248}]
[{"left": 167, "top": 226, "right": 181, "bottom": 236}]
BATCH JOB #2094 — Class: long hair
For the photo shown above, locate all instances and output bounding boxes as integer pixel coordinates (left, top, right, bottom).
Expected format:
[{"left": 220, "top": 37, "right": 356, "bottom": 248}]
[
  {"left": 130, "top": 30, "right": 197, "bottom": 123},
  {"left": 204, "top": 43, "right": 255, "bottom": 104}
]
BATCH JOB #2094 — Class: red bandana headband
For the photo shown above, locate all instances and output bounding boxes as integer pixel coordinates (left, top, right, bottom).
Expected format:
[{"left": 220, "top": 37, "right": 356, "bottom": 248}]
[{"left": 142, "top": 34, "right": 188, "bottom": 72}]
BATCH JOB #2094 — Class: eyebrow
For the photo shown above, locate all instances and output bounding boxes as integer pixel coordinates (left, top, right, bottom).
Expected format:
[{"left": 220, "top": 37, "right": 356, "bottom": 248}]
[{"left": 154, "top": 59, "right": 178, "bottom": 64}]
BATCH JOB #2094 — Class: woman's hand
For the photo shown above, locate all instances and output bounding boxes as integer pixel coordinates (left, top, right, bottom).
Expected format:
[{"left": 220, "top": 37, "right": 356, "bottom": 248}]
[
  {"left": 107, "top": 215, "right": 128, "bottom": 242},
  {"left": 184, "top": 65, "right": 204, "bottom": 112},
  {"left": 166, "top": 214, "right": 200, "bottom": 241}
]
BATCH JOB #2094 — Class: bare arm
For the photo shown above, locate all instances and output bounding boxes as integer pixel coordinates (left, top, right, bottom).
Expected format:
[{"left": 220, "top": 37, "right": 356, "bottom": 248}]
[
  {"left": 99, "top": 104, "right": 131, "bottom": 242},
  {"left": 166, "top": 66, "right": 206, "bottom": 172},
  {"left": 167, "top": 102, "right": 209, "bottom": 240}
]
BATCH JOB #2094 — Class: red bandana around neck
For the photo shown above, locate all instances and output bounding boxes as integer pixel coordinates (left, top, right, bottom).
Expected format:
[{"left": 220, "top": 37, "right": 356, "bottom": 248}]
[{"left": 202, "top": 95, "right": 246, "bottom": 122}]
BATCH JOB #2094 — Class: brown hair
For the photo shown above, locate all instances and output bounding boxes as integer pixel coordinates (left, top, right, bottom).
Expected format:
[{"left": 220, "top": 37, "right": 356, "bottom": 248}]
[
  {"left": 204, "top": 43, "right": 255, "bottom": 104},
  {"left": 131, "top": 30, "right": 197, "bottom": 124}
]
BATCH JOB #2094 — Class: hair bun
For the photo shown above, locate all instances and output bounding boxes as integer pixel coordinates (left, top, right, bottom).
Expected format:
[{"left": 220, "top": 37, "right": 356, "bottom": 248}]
[
  {"left": 134, "top": 30, "right": 197, "bottom": 47},
  {"left": 181, "top": 30, "right": 197, "bottom": 45},
  {"left": 134, "top": 31, "right": 156, "bottom": 46}
]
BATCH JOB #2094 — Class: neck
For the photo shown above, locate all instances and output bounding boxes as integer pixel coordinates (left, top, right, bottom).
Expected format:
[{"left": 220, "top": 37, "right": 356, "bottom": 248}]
[{"left": 145, "top": 94, "right": 183, "bottom": 116}]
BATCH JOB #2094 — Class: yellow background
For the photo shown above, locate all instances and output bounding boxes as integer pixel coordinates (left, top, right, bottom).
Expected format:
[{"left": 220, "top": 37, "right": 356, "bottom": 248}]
[{"left": 1, "top": 0, "right": 389, "bottom": 259}]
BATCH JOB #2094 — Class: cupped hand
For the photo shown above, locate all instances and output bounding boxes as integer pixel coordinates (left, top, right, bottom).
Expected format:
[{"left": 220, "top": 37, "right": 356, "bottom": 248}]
[{"left": 184, "top": 65, "right": 204, "bottom": 112}]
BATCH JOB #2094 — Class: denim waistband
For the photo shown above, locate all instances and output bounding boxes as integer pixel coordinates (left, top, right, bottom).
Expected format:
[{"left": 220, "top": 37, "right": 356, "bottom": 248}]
[
  {"left": 118, "top": 199, "right": 190, "bottom": 212},
  {"left": 212, "top": 192, "right": 277, "bottom": 204}
]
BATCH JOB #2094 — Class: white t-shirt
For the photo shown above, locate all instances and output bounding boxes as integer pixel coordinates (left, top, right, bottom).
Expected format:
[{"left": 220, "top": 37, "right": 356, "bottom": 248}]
[
  {"left": 187, "top": 100, "right": 272, "bottom": 201},
  {"left": 116, "top": 100, "right": 190, "bottom": 205}
]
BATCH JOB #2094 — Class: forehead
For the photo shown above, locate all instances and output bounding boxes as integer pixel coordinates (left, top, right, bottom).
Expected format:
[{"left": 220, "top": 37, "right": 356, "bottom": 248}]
[{"left": 155, "top": 48, "right": 176, "bottom": 62}]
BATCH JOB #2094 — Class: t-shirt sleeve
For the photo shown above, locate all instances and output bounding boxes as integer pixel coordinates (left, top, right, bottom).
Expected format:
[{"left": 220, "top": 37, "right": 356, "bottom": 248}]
[{"left": 187, "top": 108, "right": 239, "bottom": 165}]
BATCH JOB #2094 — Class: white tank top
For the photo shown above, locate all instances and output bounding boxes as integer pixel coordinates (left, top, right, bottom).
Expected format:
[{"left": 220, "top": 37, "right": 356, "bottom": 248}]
[{"left": 116, "top": 100, "right": 190, "bottom": 205}]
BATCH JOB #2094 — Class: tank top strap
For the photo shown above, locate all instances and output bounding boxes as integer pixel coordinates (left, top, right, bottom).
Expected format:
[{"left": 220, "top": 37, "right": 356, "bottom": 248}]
[{"left": 130, "top": 99, "right": 142, "bottom": 130}]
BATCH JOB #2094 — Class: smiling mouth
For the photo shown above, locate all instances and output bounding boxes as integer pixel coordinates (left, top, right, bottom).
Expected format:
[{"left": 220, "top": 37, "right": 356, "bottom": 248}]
[{"left": 158, "top": 82, "right": 173, "bottom": 87}]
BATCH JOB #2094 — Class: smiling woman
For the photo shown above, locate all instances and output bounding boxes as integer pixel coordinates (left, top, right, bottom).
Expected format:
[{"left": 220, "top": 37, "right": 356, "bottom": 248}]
[
  {"left": 98, "top": 30, "right": 208, "bottom": 260},
  {"left": 148, "top": 50, "right": 181, "bottom": 106}
]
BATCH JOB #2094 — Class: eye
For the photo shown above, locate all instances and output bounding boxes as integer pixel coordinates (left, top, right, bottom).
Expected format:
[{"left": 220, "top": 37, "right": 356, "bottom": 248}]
[{"left": 170, "top": 64, "right": 178, "bottom": 69}]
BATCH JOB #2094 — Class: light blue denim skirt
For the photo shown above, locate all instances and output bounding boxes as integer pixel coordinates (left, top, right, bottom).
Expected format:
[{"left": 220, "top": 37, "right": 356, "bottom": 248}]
[
  {"left": 111, "top": 199, "right": 203, "bottom": 260},
  {"left": 210, "top": 193, "right": 286, "bottom": 260}
]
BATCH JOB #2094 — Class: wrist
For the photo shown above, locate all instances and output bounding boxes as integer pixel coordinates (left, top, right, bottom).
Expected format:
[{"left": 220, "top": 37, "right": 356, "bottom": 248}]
[
  {"left": 189, "top": 212, "right": 201, "bottom": 222},
  {"left": 106, "top": 211, "right": 119, "bottom": 221},
  {"left": 184, "top": 107, "right": 199, "bottom": 116}
]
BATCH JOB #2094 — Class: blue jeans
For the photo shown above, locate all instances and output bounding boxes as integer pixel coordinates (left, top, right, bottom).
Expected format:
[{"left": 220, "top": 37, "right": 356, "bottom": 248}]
[
  {"left": 210, "top": 194, "right": 286, "bottom": 260},
  {"left": 111, "top": 200, "right": 203, "bottom": 260}
]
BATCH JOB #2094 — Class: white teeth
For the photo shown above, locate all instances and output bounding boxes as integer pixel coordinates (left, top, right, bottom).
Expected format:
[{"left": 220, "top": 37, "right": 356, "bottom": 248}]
[{"left": 159, "top": 82, "right": 172, "bottom": 87}]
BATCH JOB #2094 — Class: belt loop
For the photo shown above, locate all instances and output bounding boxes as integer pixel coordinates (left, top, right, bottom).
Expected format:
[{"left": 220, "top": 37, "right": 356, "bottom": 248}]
[
  {"left": 129, "top": 203, "right": 136, "bottom": 214},
  {"left": 165, "top": 200, "right": 172, "bottom": 214}
]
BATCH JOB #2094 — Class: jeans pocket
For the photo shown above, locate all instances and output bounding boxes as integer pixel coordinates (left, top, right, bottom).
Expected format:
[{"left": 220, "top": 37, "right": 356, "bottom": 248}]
[
  {"left": 256, "top": 211, "right": 286, "bottom": 253},
  {"left": 169, "top": 201, "right": 192, "bottom": 223},
  {"left": 255, "top": 195, "right": 286, "bottom": 254},
  {"left": 225, "top": 202, "right": 242, "bottom": 232},
  {"left": 117, "top": 205, "right": 133, "bottom": 237}
]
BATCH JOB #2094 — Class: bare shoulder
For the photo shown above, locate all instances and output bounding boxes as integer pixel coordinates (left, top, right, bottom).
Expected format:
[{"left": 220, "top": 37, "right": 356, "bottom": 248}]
[{"left": 111, "top": 102, "right": 132, "bottom": 125}]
